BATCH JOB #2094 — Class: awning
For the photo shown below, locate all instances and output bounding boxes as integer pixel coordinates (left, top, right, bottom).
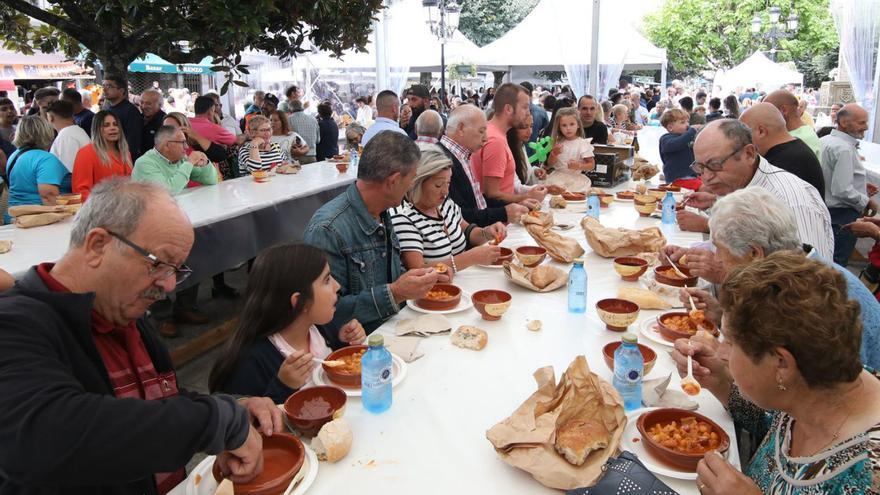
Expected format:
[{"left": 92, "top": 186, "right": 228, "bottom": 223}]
[
  {"left": 0, "top": 49, "right": 94, "bottom": 79},
  {"left": 128, "top": 54, "right": 214, "bottom": 75}
]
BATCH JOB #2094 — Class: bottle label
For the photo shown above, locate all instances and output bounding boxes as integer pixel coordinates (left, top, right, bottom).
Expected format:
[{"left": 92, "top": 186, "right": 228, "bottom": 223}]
[
  {"left": 364, "top": 365, "right": 393, "bottom": 389},
  {"left": 627, "top": 369, "right": 641, "bottom": 382}
]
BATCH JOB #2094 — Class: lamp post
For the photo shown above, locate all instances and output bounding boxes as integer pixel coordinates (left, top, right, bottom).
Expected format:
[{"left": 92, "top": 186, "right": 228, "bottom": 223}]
[
  {"left": 750, "top": 6, "right": 799, "bottom": 62},
  {"left": 423, "top": 0, "right": 460, "bottom": 106}
]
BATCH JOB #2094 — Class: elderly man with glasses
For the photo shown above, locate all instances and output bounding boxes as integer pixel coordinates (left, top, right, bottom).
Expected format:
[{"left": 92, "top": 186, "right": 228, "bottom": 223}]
[{"left": 0, "top": 178, "right": 281, "bottom": 493}]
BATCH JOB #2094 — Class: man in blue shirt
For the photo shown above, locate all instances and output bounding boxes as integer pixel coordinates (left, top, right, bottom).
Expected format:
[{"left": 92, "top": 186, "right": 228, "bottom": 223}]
[
  {"left": 361, "top": 90, "right": 407, "bottom": 146},
  {"left": 521, "top": 82, "right": 548, "bottom": 143}
]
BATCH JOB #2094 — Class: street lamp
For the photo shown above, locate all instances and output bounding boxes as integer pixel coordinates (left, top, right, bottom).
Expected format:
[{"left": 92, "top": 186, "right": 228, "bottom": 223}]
[
  {"left": 750, "top": 6, "right": 799, "bottom": 62},
  {"left": 423, "top": 0, "right": 460, "bottom": 105}
]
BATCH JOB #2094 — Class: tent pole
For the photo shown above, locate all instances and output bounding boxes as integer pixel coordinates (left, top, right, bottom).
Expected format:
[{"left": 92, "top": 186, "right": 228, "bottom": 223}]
[
  {"left": 374, "top": 4, "right": 388, "bottom": 91},
  {"left": 661, "top": 60, "right": 667, "bottom": 91},
  {"left": 872, "top": 31, "right": 880, "bottom": 143},
  {"left": 588, "top": 0, "right": 600, "bottom": 98}
]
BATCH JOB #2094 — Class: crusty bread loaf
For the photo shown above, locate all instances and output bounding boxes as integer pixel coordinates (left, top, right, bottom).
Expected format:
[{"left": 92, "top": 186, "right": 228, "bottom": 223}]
[
  {"left": 529, "top": 265, "right": 558, "bottom": 289},
  {"left": 451, "top": 325, "right": 488, "bottom": 350},
  {"left": 617, "top": 287, "right": 671, "bottom": 310},
  {"left": 554, "top": 419, "right": 610, "bottom": 466},
  {"left": 550, "top": 196, "right": 567, "bottom": 209},
  {"left": 312, "top": 418, "right": 353, "bottom": 462}
]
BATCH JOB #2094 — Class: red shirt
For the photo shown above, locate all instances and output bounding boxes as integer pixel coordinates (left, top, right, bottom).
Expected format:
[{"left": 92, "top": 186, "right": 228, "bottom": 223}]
[{"left": 470, "top": 120, "right": 516, "bottom": 194}]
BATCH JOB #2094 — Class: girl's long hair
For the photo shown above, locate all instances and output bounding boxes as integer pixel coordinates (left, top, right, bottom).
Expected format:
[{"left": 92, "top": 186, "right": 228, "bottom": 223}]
[
  {"left": 91, "top": 111, "right": 132, "bottom": 168},
  {"left": 550, "top": 107, "right": 585, "bottom": 142},
  {"left": 507, "top": 123, "right": 530, "bottom": 184}
]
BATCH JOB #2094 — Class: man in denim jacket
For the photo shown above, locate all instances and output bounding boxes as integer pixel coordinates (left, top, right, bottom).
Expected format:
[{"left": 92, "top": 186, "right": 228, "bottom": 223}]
[{"left": 305, "top": 132, "right": 440, "bottom": 345}]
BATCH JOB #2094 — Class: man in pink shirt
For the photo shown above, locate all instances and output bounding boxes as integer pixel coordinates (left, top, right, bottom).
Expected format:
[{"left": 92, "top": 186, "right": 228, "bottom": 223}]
[
  {"left": 189, "top": 96, "right": 236, "bottom": 146},
  {"left": 471, "top": 83, "right": 547, "bottom": 205}
]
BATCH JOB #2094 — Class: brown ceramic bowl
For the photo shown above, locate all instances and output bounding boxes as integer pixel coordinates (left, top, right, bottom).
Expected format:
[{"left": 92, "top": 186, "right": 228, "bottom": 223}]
[
  {"left": 492, "top": 247, "right": 514, "bottom": 266},
  {"left": 283, "top": 386, "right": 347, "bottom": 437},
  {"left": 595, "top": 298, "right": 640, "bottom": 331},
  {"left": 657, "top": 311, "right": 718, "bottom": 342},
  {"left": 613, "top": 256, "right": 649, "bottom": 281},
  {"left": 472, "top": 289, "right": 512, "bottom": 321},
  {"left": 634, "top": 194, "right": 658, "bottom": 205},
  {"left": 335, "top": 162, "right": 349, "bottom": 173},
  {"left": 562, "top": 192, "right": 586, "bottom": 201},
  {"left": 252, "top": 169, "right": 269, "bottom": 183},
  {"left": 602, "top": 341, "right": 657, "bottom": 375},
  {"left": 658, "top": 184, "right": 682, "bottom": 192},
  {"left": 322, "top": 345, "right": 368, "bottom": 388},
  {"left": 212, "top": 433, "right": 305, "bottom": 494},
  {"left": 634, "top": 201, "right": 656, "bottom": 217},
  {"left": 654, "top": 264, "right": 698, "bottom": 287},
  {"left": 515, "top": 246, "right": 547, "bottom": 267},
  {"left": 616, "top": 190, "right": 636, "bottom": 200},
  {"left": 597, "top": 193, "right": 614, "bottom": 208},
  {"left": 415, "top": 283, "right": 462, "bottom": 311},
  {"left": 55, "top": 193, "right": 82, "bottom": 205},
  {"left": 647, "top": 188, "right": 666, "bottom": 201},
  {"left": 332, "top": 154, "right": 345, "bottom": 161},
  {"left": 636, "top": 408, "right": 730, "bottom": 471}
]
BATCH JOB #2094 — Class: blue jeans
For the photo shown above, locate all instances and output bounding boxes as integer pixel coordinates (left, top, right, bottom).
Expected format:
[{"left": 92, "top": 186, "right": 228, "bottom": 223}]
[{"left": 830, "top": 207, "right": 860, "bottom": 267}]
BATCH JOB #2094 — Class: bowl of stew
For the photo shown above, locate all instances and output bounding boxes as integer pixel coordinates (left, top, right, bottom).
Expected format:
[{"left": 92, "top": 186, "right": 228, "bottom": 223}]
[
  {"left": 653, "top": 264, "right": 698, "bottom": 287},
  {"left": 283, "top": 386, "right": 347, "bottom": 437},
  {"left": 657, "top": 311, "right": 718, "bottom": 342},
  {"left": 322, "top": 345, "right": 368, "bottom": 388},
  {"left": 637, "top": 408, "right": 730, "bottom": 471},
  {"left": 415, "top": 283, "right": 461, "bottom": 311}
]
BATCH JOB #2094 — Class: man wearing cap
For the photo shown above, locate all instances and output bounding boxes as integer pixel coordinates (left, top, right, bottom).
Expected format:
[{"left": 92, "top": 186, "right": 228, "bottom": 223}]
[{"left": 404, "top": 85, "right": 430, "bottom": 140}]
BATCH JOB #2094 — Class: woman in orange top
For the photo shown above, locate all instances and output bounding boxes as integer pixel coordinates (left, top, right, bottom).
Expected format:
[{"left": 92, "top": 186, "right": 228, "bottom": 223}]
[{"left": 72, "top": 111, "right": 133, "bottom": 201}]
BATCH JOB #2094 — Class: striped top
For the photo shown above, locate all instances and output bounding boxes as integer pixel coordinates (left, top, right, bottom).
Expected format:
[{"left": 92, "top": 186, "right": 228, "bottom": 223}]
[
  {"left": 745, "top": 156, "right": 834, "bottom": 260},
  {"left": 390, "top": 198, "right": 467, "bottom": 262},
  {"left": 237, "top": 141, "right": 290, "bottom": 174}
]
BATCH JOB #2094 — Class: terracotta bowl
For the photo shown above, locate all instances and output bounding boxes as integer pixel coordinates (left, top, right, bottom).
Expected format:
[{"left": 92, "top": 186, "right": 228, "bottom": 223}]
[
  {"left": 212, "top": 433, "right": 305, "bottom": 494},
  {"left": 602, "top": 341, "right": 657, "bottom": 375},
  {"left": 634, "top": 194, "right": 658, "bottom": 205},
  {"left": 252, "top": 170, "right": 269, "bottom": 183},
  {"left": 637, "top": 408, "right": 730, "bottom": 471},
  {"left": 55, "top": 193, "right": 82, "bottom": 205},
  {"left": 515, "top": 246, "right": 547, "bottom": 267},
  {"left": 322, "top": 345, "right": 368, "bottom": 388},
  {"left": 658, "top": 184, "right": 682, "bottom": 192},
  {"left": 472, "top": 289, "right": 512, "bottom": 321},
  {"left": 657, "top": 311, "right": 718, "bottom": 343},
  {"left": 492, "top": 247, "right": 514, "bottom": 266},
  {"left": 634, "top": 201, "right": 656, "bottom": 217},
  {"left": 415, "top": 283, "right": 462, "bottom": 311},
  {"left": 613, "top": 257, "right": 649, "bottom": 281},
  {"left": 283, "top": 386, "right": 347, "bottom": 437},
  {"left": 595, "top": 298, "right": 640, "bottom": 331},
  {"left": 332, "top": 154, "right": 345, "bottom": 161},
  {"left": 654, "top": 264, "right": 698, "bottom": 287},
  {"left": 597, "top": 193, "right": 614, "bottom": 208},
  {"left": 616, "top": 190, "right": 635, "bottom": 200},
  {"left": 647, "top": 188, "right": 666, "bottom": 201},
  {"left": 562, "top": 191, "right": 586, "bottom": 201},
  {"left": 335, "top": 162, "right": 349, "bottom": 173}
]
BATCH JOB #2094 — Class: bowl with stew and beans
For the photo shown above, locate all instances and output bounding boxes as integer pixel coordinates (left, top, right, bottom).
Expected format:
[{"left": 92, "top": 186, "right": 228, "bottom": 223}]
[
  {"left": 637, "top": 408, "right": 730, "bottom": 471},
  {"left": 415, "top": 283, "right": 462, "bottom": 311},
  {"left": 322, "top": 345, "right": 368, "bottom": 388}
]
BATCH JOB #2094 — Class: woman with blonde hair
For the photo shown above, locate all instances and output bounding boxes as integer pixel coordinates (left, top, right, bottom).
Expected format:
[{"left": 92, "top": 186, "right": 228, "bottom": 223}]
[
  {"left": 72, "top": 110, "right": 132, "bottom": 201},
  {"left": 5, "top": 115, "right": 70, "bottom": 223},
  {"left": 238, "top": 115, "right": 290, "bottom": 175}
]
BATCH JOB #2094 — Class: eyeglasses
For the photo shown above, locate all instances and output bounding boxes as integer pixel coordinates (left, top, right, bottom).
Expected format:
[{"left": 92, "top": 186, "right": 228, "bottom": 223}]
[
  {"left": 168, "top": 140, "right": 188, "bottom": 145},
  {"left": 690, "top": 144, "right": 747, "bottom": 174},
  {"left": 107, "top": 231, "right": 192, "bottom": 285}
]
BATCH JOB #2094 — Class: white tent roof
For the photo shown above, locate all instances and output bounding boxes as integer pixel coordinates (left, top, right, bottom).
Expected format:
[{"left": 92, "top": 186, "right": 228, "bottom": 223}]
[{"left": 716, "top": 51, "right": 803, "bottom": 92}]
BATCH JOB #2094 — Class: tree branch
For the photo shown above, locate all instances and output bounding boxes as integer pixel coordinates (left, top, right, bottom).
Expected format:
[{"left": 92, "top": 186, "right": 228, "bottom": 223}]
[{"left": 0, "top": 0, "right": 86, "bottom": 40}]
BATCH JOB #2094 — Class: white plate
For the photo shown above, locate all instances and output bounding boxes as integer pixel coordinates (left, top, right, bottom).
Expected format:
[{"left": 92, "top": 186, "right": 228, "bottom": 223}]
[
  {"left": 562, "top": 198, "right": 587, "bottom": 204},
  {"left": 477, "top": 262, "right": 507, "bottom": 269},
  {"left": 185, "top": 441, "right": 319, "bottom": 495},
  {"left": 639, "top": 317, "right": 674, "bottom": 348},
  {"left": 311, "top": 352, "right": 407, "bottom": 397},
  {"left": 621, "top": 408, "right": 697, "bottom": 480},
  {"left": 406, "top": 292, "right": 474, "bottom": 313}
]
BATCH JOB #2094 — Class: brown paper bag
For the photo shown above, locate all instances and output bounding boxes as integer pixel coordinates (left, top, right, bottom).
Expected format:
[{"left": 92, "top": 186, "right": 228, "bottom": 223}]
[
  {"left": 580, "top": 217, "right": 666, "bottom": 258},
  {"left": 486, "top": 356, "right": 626, "bottom": 490},
  {"left": 14, "top": 212, "right": 72, "bottom": 228},
  {"left": 544, "top": 170, "right": 591, "bottom": 194},
  {"left": 8, "top": 205, "right": 69, "bottom": 217},
  {"left": 502, "top": 262, "right": 568, "bottom": 292},
  {"left": 523, "top": 212, "right": 585, "bottom": 263}
]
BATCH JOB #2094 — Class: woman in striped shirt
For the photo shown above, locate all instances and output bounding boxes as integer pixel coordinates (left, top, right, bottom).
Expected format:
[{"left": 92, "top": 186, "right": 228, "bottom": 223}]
[
  {"left": 238, "top": 115, "right": 290, "bottom": 174},
  {"left": 390, "top": 144, "right": 507, "bottom": 276}
]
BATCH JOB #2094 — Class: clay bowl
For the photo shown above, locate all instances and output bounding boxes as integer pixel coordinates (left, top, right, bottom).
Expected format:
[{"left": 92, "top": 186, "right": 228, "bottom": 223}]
[
  {"left": 602, "top": 341, "right": 657, "bottom": 376},
  {"left": 634, "top": 194, "right": 658, "bottom": 205},
  {"left": 472, "top": 289, "right": 512, "bottom": 321},
  {"left": 212, "top": 433, "right": 305, "bottom": 494},
  {"left": 415, "top": 283, "right": 462, "bottom": 311},
  {"left": 322, "top": 345, "right": 368, "bottom": 388},
  {"left": 634, "top": 201, "right": 657, "bottom": 217},
  {"left": 613, "top": 257, "right": 649, "bottom": 281},
  {"left": 252, "top": 170, "right": 269, "bottom": 183},
  {"left": 561, "top": 191, "right": 586, "bottom": 201},
  {"left": 647, "top": 188, "right": 666, "bottom": 201},
  {"left": 654, "top": 264, "right": 698, "bottom": 287},
  {"left": 657, "top": 311, "right": 718, "bottom": 343},
  {"left": 55, "top": 193, "right": 82, "bottom": 205},
  {"left": 283, "top": 386, "right": 347, "bottom": 437},
  {"left": 616, "top": 190, "right": 636, "bottom": 200},
  {"left": 492, "top": 247, "right": 514, "bottom": 266},
  {"left": 332, "top": 154, "right": 345, "bottom": 161},
  {"left": 515, "top": 246, "right": 547, "bottom": 267},
  {"left": 637, "top": 408, "right": 730, "bottom": 471},
  {"left": 597, "top": 193, "right": 614, "bottom": 208},
  {"left": 658, "top": 184, "right": 682, "bottom": 192},
  {"left": 595, "top": 298, "right": 640, "bottom": 331},
  {"left": 335, "top": 162, "right": 349, "bottom": 173}
]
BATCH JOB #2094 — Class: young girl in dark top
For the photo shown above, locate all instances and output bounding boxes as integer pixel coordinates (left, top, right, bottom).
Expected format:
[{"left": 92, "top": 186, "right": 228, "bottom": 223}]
[{"left": 209, "top": 244, "right": 366, "bottom": 403}]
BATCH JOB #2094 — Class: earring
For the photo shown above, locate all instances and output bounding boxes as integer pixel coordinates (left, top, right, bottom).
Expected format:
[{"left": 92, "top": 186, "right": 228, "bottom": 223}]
[{"left": 776, "top": 373, "right": 787, "bottom": 391}]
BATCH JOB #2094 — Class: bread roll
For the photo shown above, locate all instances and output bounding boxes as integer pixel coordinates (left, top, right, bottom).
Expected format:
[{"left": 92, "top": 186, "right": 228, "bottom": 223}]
[
  {"left": 312, "top": 418, "right": 353, "bottom": 462},
  {"left": 617, "top": 287, "right": 671, "bottom": 310},
  {"left": 554, "top": 419, "right": 610, "bottom": 466},
  {"left": 550, "top": 196, "right": 567, "bottom": 209},
  {"left": 529, "top": 265, "right": 558, "bottom": 289},
  {"left": 0, "top": 240, "right": 11, "bottom": 254},
  {"left": 451, "top": 325, "right": 487, "bottom": 350}
]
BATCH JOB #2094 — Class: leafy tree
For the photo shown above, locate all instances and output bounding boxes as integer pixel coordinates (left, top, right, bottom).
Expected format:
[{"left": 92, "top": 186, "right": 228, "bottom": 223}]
[
  {"left": 0, "top": 0, "right": 384, "bottom": 92},
  {"left": 642, "top": 0, "right": 838, "bottom": 81},
  {"left": 458, "top": 0, "right": 538, "bottom": 47}
]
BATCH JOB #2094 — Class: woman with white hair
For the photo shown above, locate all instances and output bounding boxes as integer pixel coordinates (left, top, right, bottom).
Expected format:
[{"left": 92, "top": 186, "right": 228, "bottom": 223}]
[{"left": 390, "top": 144, "right": 508, "bottom": 276}]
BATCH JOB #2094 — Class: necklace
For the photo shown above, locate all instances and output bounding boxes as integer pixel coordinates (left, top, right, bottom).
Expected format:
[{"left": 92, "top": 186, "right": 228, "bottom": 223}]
[{"left": 792, "top": 379, "right": 863, "bottom": 457}]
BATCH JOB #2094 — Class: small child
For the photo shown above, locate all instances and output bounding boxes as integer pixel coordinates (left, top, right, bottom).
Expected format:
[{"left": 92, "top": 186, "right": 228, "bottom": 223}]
[
  {"left": 658, "top": 108, "right": 702, "bottom": 191},
  {"left": 547, "top": 107, "right": 595, "bottom": 172}
]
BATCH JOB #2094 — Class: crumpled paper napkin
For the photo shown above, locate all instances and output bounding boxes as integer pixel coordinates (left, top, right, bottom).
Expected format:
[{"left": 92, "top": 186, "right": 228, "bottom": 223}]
[
  {"left": 384, "top": 335, "right": 425, "bottom": 363},
  {"left": 394, "top": 313, "right": 452, "bottom": 337},
  {"left": 643, "top": 372, "right": 698, "bottom": 410}
]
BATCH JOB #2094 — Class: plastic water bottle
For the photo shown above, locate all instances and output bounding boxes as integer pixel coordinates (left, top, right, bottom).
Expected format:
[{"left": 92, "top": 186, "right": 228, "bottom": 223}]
[
  {"left": 350, "top": 147, "right": 359, "bottom": 168},
  {"left": 613, "top": 333, "right": 644, "bottom": 412},
  {"left": 568, "top": 258, "right": 587, "bottom": 313},
  {"left": 586, "top": 194, "right": 601, "bottom": 219},
  {"left": 361, "top": 334, "right": 392, "bottom": 413},
  {"left": 661, "top": 191, "right": 676, "bottom": 225}
]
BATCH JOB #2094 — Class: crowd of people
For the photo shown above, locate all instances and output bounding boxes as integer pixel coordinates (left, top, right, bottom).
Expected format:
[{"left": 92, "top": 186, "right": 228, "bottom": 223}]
[{"left": 0, "top": 74, "right": 878, "bottom": 495}]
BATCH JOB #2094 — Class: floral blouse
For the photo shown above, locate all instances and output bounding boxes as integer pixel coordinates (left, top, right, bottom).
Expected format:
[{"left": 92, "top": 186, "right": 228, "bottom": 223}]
[{"left": 728, "top": 369, "right": 880, "bottom": 494}]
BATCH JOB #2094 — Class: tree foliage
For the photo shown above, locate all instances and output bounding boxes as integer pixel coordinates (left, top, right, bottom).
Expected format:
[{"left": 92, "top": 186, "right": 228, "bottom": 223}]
[
  {"left": 458, "top": 0, "right": 538, "bottom": 47},
  {"left": 642, "top": 0, "right": 838, "bottom": 81},
  {"left": 0, "top": 0, "right": 384, "bottom": 90}
]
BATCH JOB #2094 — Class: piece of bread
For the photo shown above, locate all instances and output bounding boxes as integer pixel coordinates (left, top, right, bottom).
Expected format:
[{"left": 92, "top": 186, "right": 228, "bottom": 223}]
[
  {"left": 312, "top": 418, "right": 353, "bottom": 462},
  {"left": 529, "top": 265, "right": 558, "bottom": 289},
  {"left": 617, "top": 287, "right": 671, "bottom": 310},
  {"left": 554, "top": 419, "right": 610, "bottom": 466},
  {"left": 451, "top": 325, "right": 488, "bottom": 350},
  {"left": 0, "top": 240, "right": 11, "bottom": 254},
  {"left": 550, "top": 196, "right": 567, "bottom": 209}
]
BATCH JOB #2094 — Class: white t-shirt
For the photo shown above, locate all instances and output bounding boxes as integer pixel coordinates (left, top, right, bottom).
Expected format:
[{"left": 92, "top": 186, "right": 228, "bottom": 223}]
[
  {"left": 557, "top": 137, "right": 594, "bottom": 166},
  {"left": 356, "top": 105, "right": 374, "bottom": 126},
  {"left": 50, "top": 125, "right": 91, "bottom": 172},
  {"left": 390, "top": 198, "right": 467, "bottom": 262},
  {"left": 269, "top": 132, "right": 304, "bottom": 157}
]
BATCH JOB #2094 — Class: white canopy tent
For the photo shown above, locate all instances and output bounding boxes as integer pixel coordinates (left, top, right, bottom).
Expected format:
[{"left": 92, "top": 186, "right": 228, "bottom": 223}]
[{"left": 714, "top": 51, "right": 804, "bottom": 94}]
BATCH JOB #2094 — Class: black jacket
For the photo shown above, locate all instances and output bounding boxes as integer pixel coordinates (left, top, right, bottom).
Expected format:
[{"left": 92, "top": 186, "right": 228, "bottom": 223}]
[
  {"left": 316, "top": 117, "right": 339, "bottom": 161},
  {"left": 439, "top": 142, "right": 508, "bottom": 227},
  {"left": 109, "top": 99, "right": 144, "bottom": 160},
  {"left": 0, "top": 267, "right": 250, "bottom": 494}
]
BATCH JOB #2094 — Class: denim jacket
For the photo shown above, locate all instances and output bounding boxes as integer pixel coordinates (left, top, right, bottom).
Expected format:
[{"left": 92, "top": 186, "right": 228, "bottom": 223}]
[{"left": 305, "top": 183, "right": 403, "bottom": 342}]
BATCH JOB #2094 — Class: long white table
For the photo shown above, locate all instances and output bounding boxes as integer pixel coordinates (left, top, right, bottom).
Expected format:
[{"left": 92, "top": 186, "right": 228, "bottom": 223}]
[{"left": 0, "top": 161, "right": 356, "bottom": 280}]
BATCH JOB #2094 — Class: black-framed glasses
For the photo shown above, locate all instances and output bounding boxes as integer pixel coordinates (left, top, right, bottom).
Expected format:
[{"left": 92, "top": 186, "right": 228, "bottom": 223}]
[
  {"left": 107, "top": 231, "right": 192, "bottom": 285},
  {"left": 690, "top": 144, "right": 748, "bottom": 175},
  {"left": 167, "top": 140, "right": 188, "bottom": 145}
]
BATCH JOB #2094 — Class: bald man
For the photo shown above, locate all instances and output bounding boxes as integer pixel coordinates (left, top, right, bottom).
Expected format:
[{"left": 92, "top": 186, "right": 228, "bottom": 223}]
[
  {"left": 764, "top": 89, "right": 821, "bottom": 158},
  {"left": 821, "top": 103, "right": 877, "bottom": 266},
  {"left": 740, "top": 103, "right": 824, "bottom": 199}
]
